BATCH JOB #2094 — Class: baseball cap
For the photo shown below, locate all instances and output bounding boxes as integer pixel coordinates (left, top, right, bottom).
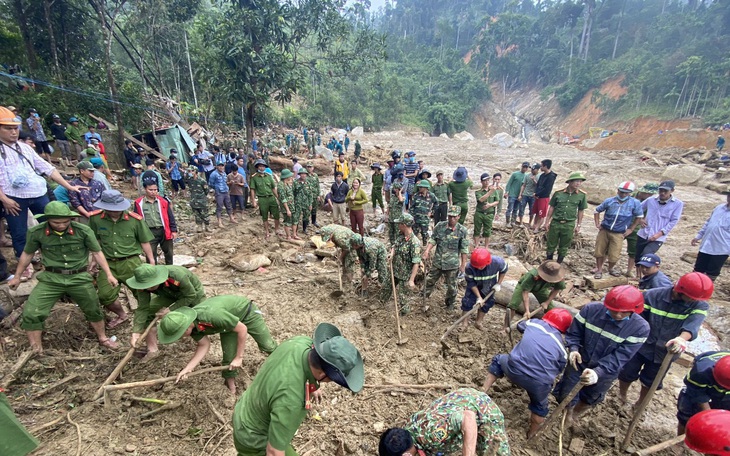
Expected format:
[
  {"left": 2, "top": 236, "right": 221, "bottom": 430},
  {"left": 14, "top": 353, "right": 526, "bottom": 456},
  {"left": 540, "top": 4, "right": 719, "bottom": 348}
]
[
  {"left": 636, "top": 253, "right": 661, "bottom": 267},
  {"left": 658, "top": 180, "right": 675, "bottom": 190},
  {"left": 531, "top": 163, "right": 540, "bottom": 170},
  {"left": 521, "top": 161, "right": 530, "bottom": 167},
  {"left": 480, "top": 172, "right": 490, "bottom": 181}
]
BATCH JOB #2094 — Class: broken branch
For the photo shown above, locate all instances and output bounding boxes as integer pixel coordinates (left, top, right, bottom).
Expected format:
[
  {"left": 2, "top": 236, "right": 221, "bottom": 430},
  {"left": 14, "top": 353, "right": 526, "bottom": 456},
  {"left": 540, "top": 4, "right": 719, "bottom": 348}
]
[{"left": 1, "top": 350, "right": 35, "bottom": 388}]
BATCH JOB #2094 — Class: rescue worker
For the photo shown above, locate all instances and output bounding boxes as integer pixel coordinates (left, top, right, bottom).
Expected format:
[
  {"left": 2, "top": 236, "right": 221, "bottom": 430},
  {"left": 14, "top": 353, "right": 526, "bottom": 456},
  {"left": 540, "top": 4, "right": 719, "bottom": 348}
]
[
  {"left": 460, "top": 248, "right": 507, "bottom": 330},
  {"left": 448, "top": 166, "right": 473, "bottom": 225},
  {"left": 381, "top": 213, "right": 421, "bottom": 315},
  {"left": 320, "top": 224, "right": 359, "bottom": 285},
  {"left": 157, "top": 295, "right": 277, "bottom": 395},
  {"left": 89, "top": 190, "right": 155, "bottom": 330},
  {"left": 683, "top": 409, "right": 730, "bottom": 455},
  {"left": 378, "top": 388, "right": 510, "bottom": 456},
  {"left": 9, "top": 202, "right": 120, "bottom": 353},
  {"left": 305, "top": 162, "right": 321, "bottom": 228},
  {"left": 618, "top": 272, "right": 712, "bottom": 406},
  {"left": 422, "top": 206, "right": 469, "bottom": 311},
  {"left": 474, "top": 172, "right": 503, "bottom": 248},
  {"left": 636, "top": 253, "right": 673, "bottom": 290},
  {"left": 410, "top": 180, "right": 436, "bottom": 244},
  {"left": 432, "top": 170, "right": 449, "bottom": 223},
  {"left": 507, "top": 260, "right": 567, "bottom": 320},
  {"left": 126, "top": 264, "right": 206, "bottom": 359},
  {"left": 249, "top": 159, "right": 281, "bottom": 240},
  {"left": 544, "top": 172, "right": 587, "bottom": 263},
  {"left": 676, "top": 352, "right": 730, "bottom": 434},
  {"left": 484, "top": 308, "right": 574, "bottom": 438},
  {"left": 0, "top": 389, "right": 39, "bottom": 456},
  {"left": 233, "top": 323, "right": 363, "bottom": 455},
  {"left": 386, "top": 164, "right": 405, "bottom": 244},
  {"left": 553, "top": 285, "right": 650, "bottom": 422},
  {"left": 353, "top": 234, "right": 389, "bottom": 293}
]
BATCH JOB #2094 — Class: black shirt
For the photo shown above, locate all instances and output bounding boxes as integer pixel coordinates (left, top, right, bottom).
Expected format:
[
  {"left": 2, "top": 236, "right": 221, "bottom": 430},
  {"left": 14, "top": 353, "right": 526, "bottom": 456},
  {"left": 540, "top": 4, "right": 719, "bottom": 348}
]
[
  {"left": 50, "top": 123, "right": 67, "bottom": 141},
  {"left": 535, "top": 171, "right": 558, "bottom": 198}
]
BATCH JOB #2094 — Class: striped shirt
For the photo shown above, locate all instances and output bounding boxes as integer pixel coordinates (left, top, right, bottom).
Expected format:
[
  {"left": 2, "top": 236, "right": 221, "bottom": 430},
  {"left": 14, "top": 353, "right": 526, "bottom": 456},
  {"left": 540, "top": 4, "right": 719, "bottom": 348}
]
[{"left": 0, "top": 141, "right": 55, "bottom": 199}]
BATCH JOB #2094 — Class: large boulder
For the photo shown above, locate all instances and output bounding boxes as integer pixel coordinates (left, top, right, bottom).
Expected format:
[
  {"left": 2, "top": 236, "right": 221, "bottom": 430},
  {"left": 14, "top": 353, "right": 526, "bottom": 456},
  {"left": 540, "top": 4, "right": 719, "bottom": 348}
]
[
  {"left": 439, "top": 133, "right": 450, "bottom": 139},
  {"left": 351, "top": 126, "right": 364, "bottom": 137},
  {"left": 316, "top": 146, "right": 333, "bottom": 162},
  {"left": 661, "top": 164, "right": 704, "bottom": 185},
  {"left": 489, "top": 132, "right": 514, "bottom": 148},
  {"left": 580, "top": 173, "right": 621, "bottom": 205},
  {"left": 454, "top": 131, "right": 474, "bottom": 141}
]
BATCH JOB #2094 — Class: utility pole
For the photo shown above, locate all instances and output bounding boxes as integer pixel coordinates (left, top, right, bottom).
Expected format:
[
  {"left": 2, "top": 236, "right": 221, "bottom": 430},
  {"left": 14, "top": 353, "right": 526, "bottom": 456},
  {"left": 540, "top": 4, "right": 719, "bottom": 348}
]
[{"left": 184, "top": 30, "right": 199, "bottom": 110}]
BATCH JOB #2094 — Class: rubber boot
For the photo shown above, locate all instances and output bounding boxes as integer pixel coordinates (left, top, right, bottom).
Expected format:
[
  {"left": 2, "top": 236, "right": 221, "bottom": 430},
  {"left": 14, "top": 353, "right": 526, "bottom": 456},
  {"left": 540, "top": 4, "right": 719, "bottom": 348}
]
[
  {"left": 557, "top": 255, "right": 564, "bottom": 264},
  {"left": 546, "top": 253, "right": 554, "bottom": 260}
]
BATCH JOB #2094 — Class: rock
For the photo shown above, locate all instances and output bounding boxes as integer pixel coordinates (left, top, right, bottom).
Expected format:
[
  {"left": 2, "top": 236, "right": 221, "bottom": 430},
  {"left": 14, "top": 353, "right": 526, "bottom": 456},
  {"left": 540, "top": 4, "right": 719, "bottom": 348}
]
[
  {"left": 373, "top": 422, "right": 386, "bottom": 433},
  {"left": 568, "top": 437, "right": 585, "bottom": 454},
  {"left": 489, "top": 132, "right": 514, "bottom": 148},
  {"left": 316, "top": 146, "right": 332, "bottom": 161},
  {"left": 454, "top": 131, "right": 474, "bottom": 141},
  {"left": 504, "top": 256, "right": 528, "bottom": 282},
  {"left": 332, "top": 311, "right": 363, "bottom": 328},
  {"left": 226, "top": 253, "right": 271, "bottom": 272},
  {"left": 661, "top": 164, "right": 704, "bottom": 185},
  {"left": 580, "top": 173, "right": 625, "bottom": 205},
  {"left": 173, "top": 254, "right": 197, "bottom": 267},
  {"left": 125, "top": 444, "right": 137, "bottom": 453},
  {"left": 285, "top": 250, "right": 306, "bottom": 263},
  {"left": 314, "top": 248, "right": 338, "bottom": 258},
  {"left": 304, "top": 253, "right": 318, "bottom": 262},
  {"left": 351, "top": 126, "right": 364, "bottom": 136},
  {"left": 439, "top": 133, "right": 450, "bottom": 139},
  {"left": 704, "top": 181, "right": 730, "bottom": 194},
  {"left": 7, "top": 278, "right": 37, "bottom": 299}
]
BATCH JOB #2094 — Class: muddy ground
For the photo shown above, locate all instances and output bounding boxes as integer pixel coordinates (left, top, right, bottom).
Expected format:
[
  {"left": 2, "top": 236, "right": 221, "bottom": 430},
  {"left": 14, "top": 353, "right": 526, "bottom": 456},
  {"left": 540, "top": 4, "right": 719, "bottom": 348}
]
[{"left": 1, "top": 132, "right": 727, "bottom": 456}]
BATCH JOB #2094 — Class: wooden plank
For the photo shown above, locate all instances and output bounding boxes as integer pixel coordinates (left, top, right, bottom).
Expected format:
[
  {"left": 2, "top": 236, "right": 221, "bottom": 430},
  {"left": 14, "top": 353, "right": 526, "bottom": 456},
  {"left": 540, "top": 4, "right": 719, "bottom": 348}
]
[
  {"left": 583, "top": 275, "right": 628, "bottom": 289},
  {"left": 569, "top": 437, "right": 585, "bottom": 454},
  {"left": 88, "top": 114, "right": 166, "bottom": 161}
]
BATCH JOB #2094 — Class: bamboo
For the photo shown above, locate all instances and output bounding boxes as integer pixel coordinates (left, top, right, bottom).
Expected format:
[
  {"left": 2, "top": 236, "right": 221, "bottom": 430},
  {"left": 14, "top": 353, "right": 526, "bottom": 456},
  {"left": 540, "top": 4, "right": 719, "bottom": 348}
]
[
  {"left": 632, "top": 434, "right": 685, "bottom": 456},
  {"left": 103, "top": 365, "right": 230, "bottom": 393},
  {"left": 529, "top": 382, "right": 584, "bottom": 441},
  {"left": 30, "top": 373, "right": 80, "bottom": 400}
]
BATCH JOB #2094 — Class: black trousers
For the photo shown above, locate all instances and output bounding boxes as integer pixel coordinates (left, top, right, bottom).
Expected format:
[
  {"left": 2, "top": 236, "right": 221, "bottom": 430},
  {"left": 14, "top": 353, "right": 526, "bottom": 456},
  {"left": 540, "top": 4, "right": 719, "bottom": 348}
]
[
  {"left": 149, "top": 227, "right": 174, "bottom": 265},
  {"left": 694, "top": 252, "right": 728, "bottom": 280},
  {"left": 433, "top": 202, "right": 448, "bottom": 223}
]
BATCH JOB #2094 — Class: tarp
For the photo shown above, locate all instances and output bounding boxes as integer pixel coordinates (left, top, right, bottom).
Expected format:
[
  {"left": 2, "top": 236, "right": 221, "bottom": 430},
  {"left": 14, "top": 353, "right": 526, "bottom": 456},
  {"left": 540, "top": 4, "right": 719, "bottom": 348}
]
[{"left": 133, "top": 125, "right": 196, "bottom": 163}]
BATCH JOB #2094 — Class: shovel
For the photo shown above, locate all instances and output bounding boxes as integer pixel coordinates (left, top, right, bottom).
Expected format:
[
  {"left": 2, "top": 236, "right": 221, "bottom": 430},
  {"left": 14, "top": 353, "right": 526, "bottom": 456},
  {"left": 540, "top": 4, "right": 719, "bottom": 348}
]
[
  {"left": 329, "top": 263, "right": 345, "bottom": 299},
  {"left": 388, "top": 255, "right": 408, "bottom": 345}
]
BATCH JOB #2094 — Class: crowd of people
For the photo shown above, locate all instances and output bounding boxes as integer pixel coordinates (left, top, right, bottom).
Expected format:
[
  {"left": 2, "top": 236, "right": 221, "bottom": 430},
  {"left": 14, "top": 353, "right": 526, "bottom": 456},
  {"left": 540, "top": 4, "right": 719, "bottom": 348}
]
[{"left": 1, "top": 105, "right": 729, "bottom": 456}]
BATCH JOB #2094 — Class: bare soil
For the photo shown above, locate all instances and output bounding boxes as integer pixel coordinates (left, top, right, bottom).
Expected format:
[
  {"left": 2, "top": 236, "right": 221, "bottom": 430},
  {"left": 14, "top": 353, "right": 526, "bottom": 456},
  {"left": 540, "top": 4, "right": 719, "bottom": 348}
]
[{"left": 1, "top": 133, "right": 727, "bottom": 456}]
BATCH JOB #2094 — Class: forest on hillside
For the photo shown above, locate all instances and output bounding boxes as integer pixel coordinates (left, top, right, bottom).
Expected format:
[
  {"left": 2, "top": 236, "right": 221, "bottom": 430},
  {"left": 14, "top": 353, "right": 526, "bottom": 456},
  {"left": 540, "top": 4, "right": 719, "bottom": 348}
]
[{"left": 0, "top": 0, "right": 728, "bottom": 140}]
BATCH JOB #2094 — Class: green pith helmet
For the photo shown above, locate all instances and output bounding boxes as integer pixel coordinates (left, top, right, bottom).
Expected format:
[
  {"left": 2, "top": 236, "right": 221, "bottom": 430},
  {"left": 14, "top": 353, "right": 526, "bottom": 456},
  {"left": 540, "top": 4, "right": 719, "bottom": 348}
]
[{"left": 565, "top": 172, "right": 587, "bottom": 183}]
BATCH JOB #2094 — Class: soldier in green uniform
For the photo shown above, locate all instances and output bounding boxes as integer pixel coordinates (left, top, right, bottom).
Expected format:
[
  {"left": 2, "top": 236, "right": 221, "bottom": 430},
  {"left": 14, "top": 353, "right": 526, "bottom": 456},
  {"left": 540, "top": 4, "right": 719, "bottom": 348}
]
[
  {"left": 354, "top": 139, "right": 362, "bottom": 159},
  {"left": 448, "top": 166, "right": 473, "bottom": 225},
  {"left": 545, "top": 172, "right": 588, "bottom": 263},
  {"left": 507, "top": 260, "right": 566, "bottom": 319},
  {"left": 0, "top": 390, "right": 39, "bottom": 456},
  {"left": 625, "top": 183, "right": 658, "bottom": 277},
  {"left": 411, "top": 181, "right": 436, "bottom": 244},
  {"left": 184, "top": 167, "right": 210, "bottom": 232},
  {"left": 278, "top": 169, "right": 296, "bottom": 240},
  {"left": 353, "top": 234, "right": 389, "bottom": 293},
  {"left": 422, "top": 206, "right": 469, "bottom": 309},
  {"left": 89, "top": 190, "right": 155, "bottom": 330},
  {"left": 157, "top": 295, "right": 277, "bottom": 395},
  {"left": 249, "top": 159, "right": 281, "bottom": 240},
  {"left": 9, "top": 202, "right": 120, "bottom": 353},
  {"left": 321, "top": 224, "right": 359, "bottom": 285},
  {"left": 126, "top": 264, "right": 206, "bottom": 359},
  {"left": 432, "top": 170, "right": 450, "bottom": 224},
  {"left": 293, "top": 167, "right": 312, "bottom": 236},
  {"left": 305, "top": 162, "right": 321, "bottom": 228},
  {"left": 386, "top": 170, "right": 406, "bottom": 244},
  {"left": 370, "top": 163, "right": 385, "bottom": 215},
  {"left": 381, "top": 213, "right": 422, "bottom": 315},
  {"left": 474, "top": 173, "right": 504, "bottom": 248}
]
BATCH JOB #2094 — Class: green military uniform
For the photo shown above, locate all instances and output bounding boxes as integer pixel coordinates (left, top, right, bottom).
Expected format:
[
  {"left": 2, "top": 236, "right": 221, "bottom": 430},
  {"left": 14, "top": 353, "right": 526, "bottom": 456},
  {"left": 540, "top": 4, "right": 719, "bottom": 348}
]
[
  {"left": 184, "top": 173, "right": 210, "bottom": 226},
  {"left": 293, "top": 178, "right": 312, "bottom": 228},
  {"left": 130, "top": 265, "right": 206, "bottom": 333},
  {"left": 21, "top": 221, "right": 105, "bottom": 330},
  {"left": 387, "top": 181, "right": 405, "bottom": 244},
  {"left": 371, "top": 172, "right": 384, "bottom": 211},
  {"left": 250, "top": 172, "right": 279, "bottom": 221},
  {"left": 305, "top": 168, "right": 320, "bottom": 225},
  {"left": 233, "top": 336, "right": 317, "bottom": 456},
  {"left": 159, "top": 296, "right": 277, "bottom": 380},
  {"left": 357, "top": 237, "right": 389, "bottom": 287},
  {"left": 474, "top": 187, "right": 503, "bottom": 237},
  {"left": 321, "top": 224, "right": 359, "bottom": 276},
  {"left": 381, "top": 221, "right": 421, "bottom": 314},
  {"left": 410, "top": 188, "right": 436, "bottom": 244},
  {"left": 354, "top": 140, "right": 362, "bottom": 159},
  {"left": 625, "top": 183, "right": 658, "bottom": 258},
  {"left": 448, "top": 179, "right": 473, "bottom": 225},
  {"left": 507, "top": 268, "right": 566, "bottom": 311},
  {"left": 432, "top": 181, "right": 450, "bottom": 223},
  {"left": 277, "top": 180, "right": 294, "bottom": 226},
  {"left": 424, "top": 212, "right": 469, "bottom": 309},
  {"left": 89, "top": 210, "right": 154, "bottom": 307},
  {"left": 546, "top": 186, "right": 588, "bottom": 259},
  {"left": 0, "top": 392, "right": 39, "bottom": 456}
]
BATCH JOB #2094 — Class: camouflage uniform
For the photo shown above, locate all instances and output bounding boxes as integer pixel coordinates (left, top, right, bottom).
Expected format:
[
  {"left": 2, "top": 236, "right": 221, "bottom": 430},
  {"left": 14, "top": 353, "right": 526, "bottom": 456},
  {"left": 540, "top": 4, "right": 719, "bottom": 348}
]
[
  {"left": 424, "top": 208, "right": 469, "bottom": 309},
  {"left": 185, "top": 172, "right": 210, "bottom": 226},
  {"left": 277, "top": 181, "right": 294, "bottom": 226},
  {"left": 357, "top": 237, "right": 388, "bottom": 287},
  {"left": 410, "top": 189, "right": 436, "bottom": 244},
  {"left": 321, "top": 224, "right": 359, "bottom": 279},
  {"left": 381, "top": 221, "right": 422, "bottom": 314},
  {"left": 387, "top": 181, "right": 405, "bottom": 244},
  {"left": 293, "top": 179, "right": 311, "bottom": 229},
  {"left": 306, "top": 171, "right": 321, "bottom": 226}
]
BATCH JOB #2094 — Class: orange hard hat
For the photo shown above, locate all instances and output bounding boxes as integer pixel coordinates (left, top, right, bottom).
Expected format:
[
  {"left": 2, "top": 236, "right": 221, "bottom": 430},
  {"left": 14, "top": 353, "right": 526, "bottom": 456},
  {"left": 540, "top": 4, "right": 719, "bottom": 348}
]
[{"left": 0, "top": 106, "right": 21, "bottom": 126}]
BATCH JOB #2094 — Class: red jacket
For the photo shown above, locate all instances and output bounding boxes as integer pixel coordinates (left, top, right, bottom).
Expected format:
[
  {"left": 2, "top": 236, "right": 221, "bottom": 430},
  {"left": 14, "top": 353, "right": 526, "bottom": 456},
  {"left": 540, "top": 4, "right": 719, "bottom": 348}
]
[{"left": 134, "top": 196, "right": 177, "bottom": 240}]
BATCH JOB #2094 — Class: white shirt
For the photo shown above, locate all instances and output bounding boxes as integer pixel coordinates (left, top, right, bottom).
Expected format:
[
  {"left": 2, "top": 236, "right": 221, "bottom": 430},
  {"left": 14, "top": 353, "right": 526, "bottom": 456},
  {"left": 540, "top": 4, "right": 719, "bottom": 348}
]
[{"left": 0, "top": 141, "right": 55, "bottom": 199}]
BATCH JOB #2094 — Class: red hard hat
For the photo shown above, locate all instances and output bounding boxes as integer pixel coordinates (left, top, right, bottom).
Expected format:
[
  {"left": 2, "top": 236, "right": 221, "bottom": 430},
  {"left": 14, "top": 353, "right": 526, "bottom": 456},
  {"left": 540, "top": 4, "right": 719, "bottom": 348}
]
[
  {"left": 604, "top": 285, "right": 644, "bottom": 314},
  {"left": 470, "top": 248, "right": 492, "bottom": 270},
  {"left": 685, "top": 409, "right": 730, "bottom": 455},
  {"left": 542, "top": 308, "right": 573, "bottom": 333},
  {"left": 674, "top": 272, "right": 714, "bottom": 301},
  {"left": 713, "top": 355, "right": 730, "bottom": 390}
]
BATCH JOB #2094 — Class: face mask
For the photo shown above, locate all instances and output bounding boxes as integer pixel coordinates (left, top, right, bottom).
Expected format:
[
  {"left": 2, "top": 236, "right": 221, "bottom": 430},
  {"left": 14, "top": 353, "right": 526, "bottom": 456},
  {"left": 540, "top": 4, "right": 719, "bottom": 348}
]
[
  {"left": 617, "top": 194, "right": 629, "bottom": 202},
  {"left": 606, "top": 310, "right": 630, "bottom": 321},
  {"left": 257, "top": 168, "right": 265, "bottom": 174}
]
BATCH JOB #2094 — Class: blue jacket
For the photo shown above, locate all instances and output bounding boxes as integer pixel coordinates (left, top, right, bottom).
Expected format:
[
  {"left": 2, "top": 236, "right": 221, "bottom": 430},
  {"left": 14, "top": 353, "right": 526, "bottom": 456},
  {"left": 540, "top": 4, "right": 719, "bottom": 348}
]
[
  {"left": 683, "top": 351, "right": 730, "bottom": 406},
  {"left": 567, "top": 302, "right": 649, "bottom": 379},
  {"left": 463, "top": 256, "right": 508, "bottom": 307},
  {"left": 639, "top": 287, "right": 708, "bottom": 363},
  {"left": 508, "top": 319, "right": 567, "bottom": 383},
  {"left": 595, "top": 196, "right": 643, "bottom": 233},
  {"left": 638, "top": 271, "right": 673, "bottom": 290},
  {"left": 208, "top": 170, "right": 229, "bottom": 194}
]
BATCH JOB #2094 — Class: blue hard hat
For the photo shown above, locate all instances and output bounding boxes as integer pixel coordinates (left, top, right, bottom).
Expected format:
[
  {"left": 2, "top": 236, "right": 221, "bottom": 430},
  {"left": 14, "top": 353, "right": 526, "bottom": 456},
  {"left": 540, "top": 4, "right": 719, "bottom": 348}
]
[{"left": 69, "top": 117, "right": 78, "bottom": 122}]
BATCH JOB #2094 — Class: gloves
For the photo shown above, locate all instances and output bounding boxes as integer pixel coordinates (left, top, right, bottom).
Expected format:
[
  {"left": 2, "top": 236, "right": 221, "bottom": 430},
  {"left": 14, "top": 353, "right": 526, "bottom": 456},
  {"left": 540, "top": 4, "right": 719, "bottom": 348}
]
[
  {"left": 475, "top": 298, "right": 484, "bottom": 308},
  {"left": 569, "top": 351, "right": 583, "bottom": 370},
  {"left": 492, "top": 284, "right": 502, "bottom": 293},
  {"left": 580, "top": 369, "right": 598, "bottom": 386},
  {"left": 666, "top": 336, "right": 688, "bottom": 354}
]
